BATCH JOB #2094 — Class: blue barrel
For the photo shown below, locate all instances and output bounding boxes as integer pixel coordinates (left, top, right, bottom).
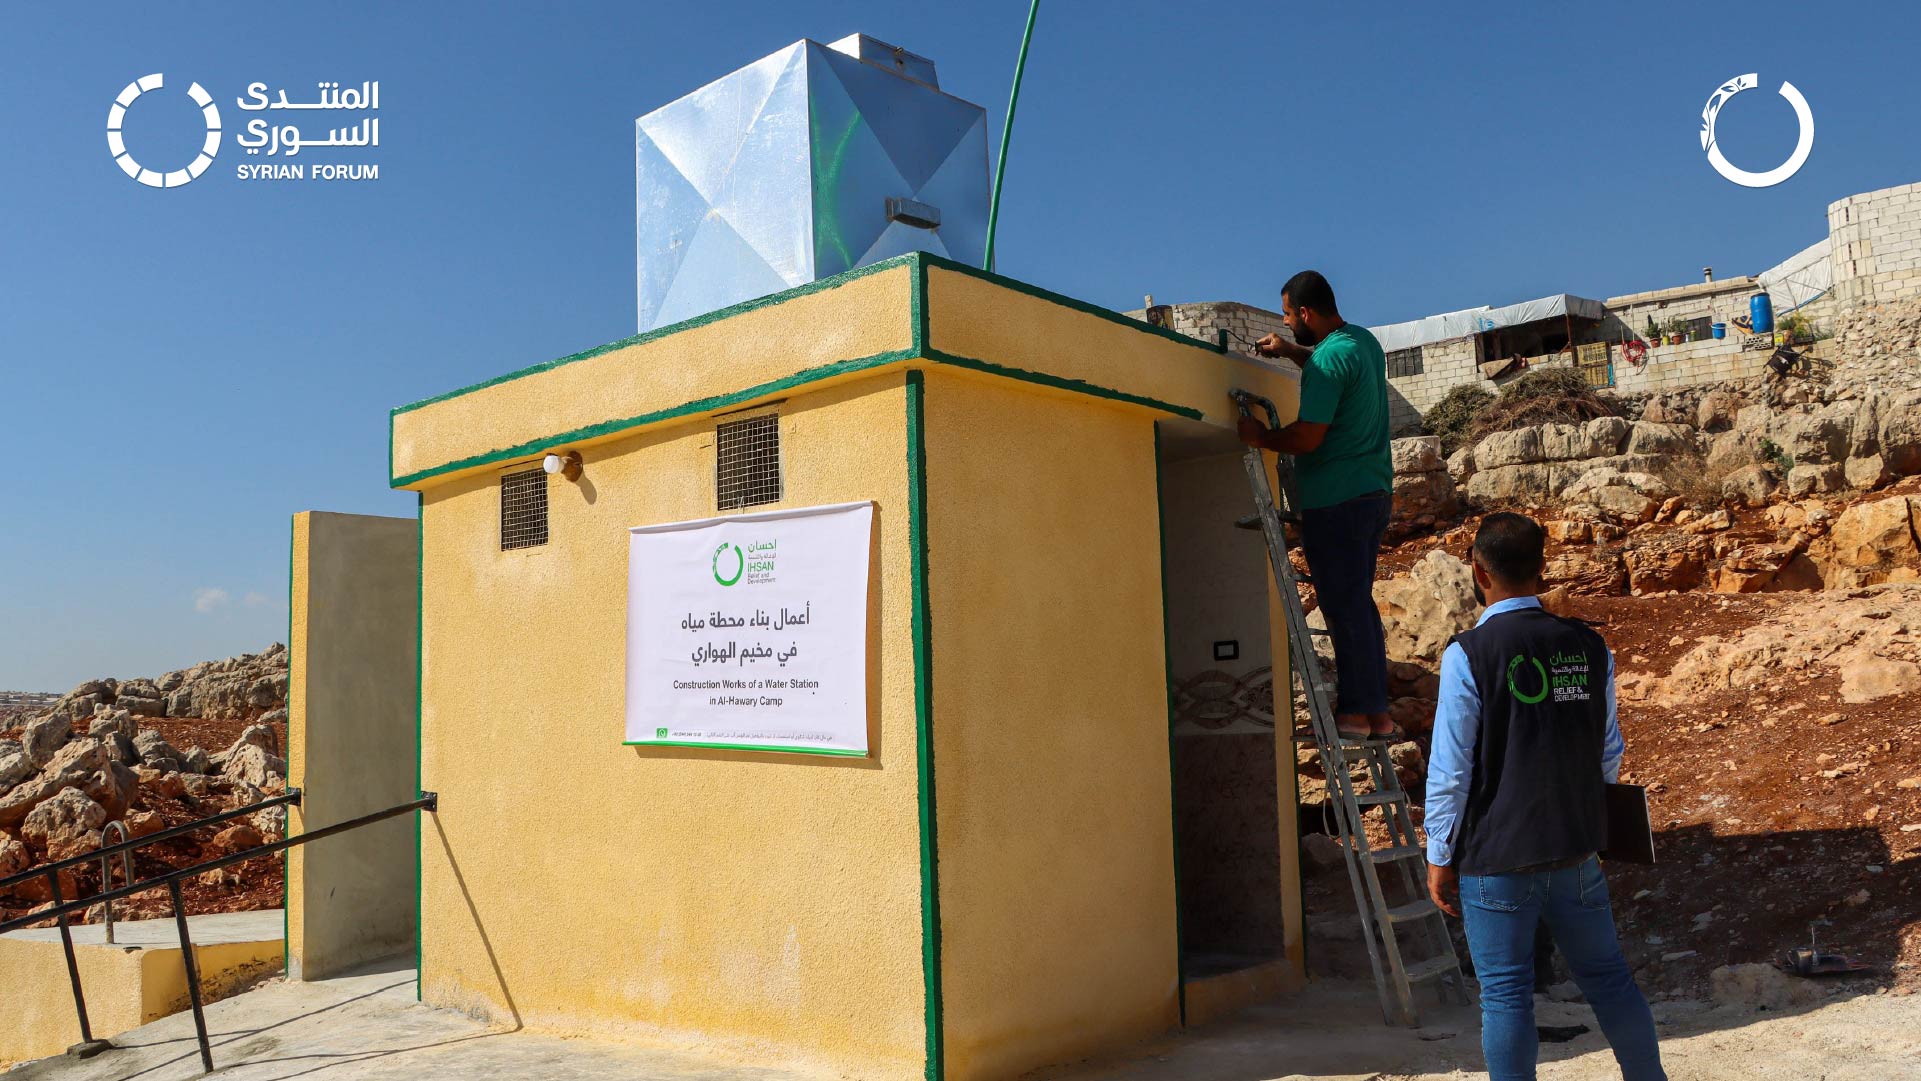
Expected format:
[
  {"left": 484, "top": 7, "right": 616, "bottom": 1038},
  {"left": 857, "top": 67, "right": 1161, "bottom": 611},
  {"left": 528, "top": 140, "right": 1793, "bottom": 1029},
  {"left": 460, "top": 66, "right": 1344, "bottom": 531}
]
[{"left": 1750, "top": 292, "right": 1774, "bottom": 334}]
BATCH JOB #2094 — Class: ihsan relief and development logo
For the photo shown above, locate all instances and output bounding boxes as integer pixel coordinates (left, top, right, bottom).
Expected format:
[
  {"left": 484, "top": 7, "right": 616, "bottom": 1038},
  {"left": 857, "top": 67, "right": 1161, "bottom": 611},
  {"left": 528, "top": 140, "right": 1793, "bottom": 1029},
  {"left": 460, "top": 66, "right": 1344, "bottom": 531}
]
[
  {"left": 107, "top": 74, "right": 381, "bottom": 188},
  {"left": 711, "top": 540, "right": 778, "bottom": 587},
  {"left": 1700, "top": 73, "right": 1814, "bottom": 188},
  {"left": 1508, "top": 651, "right": 1594, "bottom": 705}
]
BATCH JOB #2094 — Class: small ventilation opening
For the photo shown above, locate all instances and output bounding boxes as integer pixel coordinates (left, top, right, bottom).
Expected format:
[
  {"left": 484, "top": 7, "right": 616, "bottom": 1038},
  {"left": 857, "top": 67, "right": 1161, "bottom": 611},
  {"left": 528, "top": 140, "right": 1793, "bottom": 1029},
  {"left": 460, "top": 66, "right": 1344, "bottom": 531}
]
[
  {"left": 717, "top": 412, "right": 782, "bottom": 510},
  {"left": 500, "top": 466, "right": 550, "bottom": 550}
]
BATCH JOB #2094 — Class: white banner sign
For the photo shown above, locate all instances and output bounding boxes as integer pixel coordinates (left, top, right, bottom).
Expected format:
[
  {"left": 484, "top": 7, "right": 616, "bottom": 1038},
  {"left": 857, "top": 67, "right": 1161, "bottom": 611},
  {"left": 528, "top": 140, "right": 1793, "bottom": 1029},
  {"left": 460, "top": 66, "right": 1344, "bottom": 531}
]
[{"left": 625, "top": 501, "right": 873, "bottom": 755}]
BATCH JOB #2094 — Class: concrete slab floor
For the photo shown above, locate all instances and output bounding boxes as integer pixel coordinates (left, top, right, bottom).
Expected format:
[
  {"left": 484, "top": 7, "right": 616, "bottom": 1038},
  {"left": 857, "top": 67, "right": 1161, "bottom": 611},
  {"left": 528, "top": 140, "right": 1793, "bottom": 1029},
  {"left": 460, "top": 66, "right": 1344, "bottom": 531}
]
[
  {"left": 2, "top": 911, "right": 284, "bottom": 949},
  {"left": 1037, "top": 980, "right": 1921, "bottom": 1081},
  {"left": 7, "top": 966, "right": 1915, "bottom": 1080},
  {"left": 0, "top": 955, "right": 821, "bottom": 1081}
]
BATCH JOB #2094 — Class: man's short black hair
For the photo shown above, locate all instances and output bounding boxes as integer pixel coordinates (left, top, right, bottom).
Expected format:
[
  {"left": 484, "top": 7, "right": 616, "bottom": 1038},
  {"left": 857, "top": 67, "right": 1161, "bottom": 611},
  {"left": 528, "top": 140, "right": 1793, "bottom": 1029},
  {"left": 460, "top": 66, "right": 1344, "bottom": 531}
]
[
  {"left": 1473, "top": 512, "right": 1547, "bottom": 585},
  {"left": 1282, "top": 270, "right": 1338, "bottom": 316}
]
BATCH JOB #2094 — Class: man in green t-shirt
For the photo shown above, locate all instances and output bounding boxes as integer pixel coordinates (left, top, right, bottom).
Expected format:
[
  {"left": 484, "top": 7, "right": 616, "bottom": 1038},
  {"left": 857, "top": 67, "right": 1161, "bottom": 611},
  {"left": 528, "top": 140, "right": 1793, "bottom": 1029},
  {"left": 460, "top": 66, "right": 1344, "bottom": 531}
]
[{"left": 1239, "top": 270, "right": 1396, "bottom": 742}]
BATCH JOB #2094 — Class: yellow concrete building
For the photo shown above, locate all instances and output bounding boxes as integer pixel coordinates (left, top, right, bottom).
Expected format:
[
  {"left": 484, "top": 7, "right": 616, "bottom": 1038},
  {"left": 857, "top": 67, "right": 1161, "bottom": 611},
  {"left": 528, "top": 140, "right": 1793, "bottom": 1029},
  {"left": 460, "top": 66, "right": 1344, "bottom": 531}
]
[{"left": 388, "top": 252, "right": 1302, "bottom": 1081}]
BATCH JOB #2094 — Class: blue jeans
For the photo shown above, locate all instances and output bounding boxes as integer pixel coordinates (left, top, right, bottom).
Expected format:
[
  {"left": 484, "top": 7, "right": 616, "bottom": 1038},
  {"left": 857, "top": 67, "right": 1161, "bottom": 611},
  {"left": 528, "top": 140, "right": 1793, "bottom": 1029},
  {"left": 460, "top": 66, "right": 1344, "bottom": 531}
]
[
  {"left": 1461, "top": 857, "right": 1666, "bottom": 1081},
  {"left": 1298, "top": 490, "right": 1390, "bottom": 715}
]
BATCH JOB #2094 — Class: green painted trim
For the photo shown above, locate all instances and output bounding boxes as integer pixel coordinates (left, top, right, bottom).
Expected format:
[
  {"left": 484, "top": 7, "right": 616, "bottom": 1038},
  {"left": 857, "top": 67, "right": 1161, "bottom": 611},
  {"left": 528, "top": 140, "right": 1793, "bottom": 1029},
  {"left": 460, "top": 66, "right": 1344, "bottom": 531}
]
[
  {"left": 392, "top": 348, "right": 917, "bottom": 489},
  {"left": 283, "top": 516, "right": 294, "bottom": 976},
  {"left": 915, "top": 250, "right": 1230, "bottom": 356},
  {"left": 1152, "top": 426, "right": 1186, "bottom": 1026},
  {"left": 390, "top": 344, "right": 1199, "bottom": 490},
  {"left": 922, "top": 347, "right": 1202, "bottom": 420},
  {"left": 414, "top": 493, "right": 423, "bottom": 1000},
  {"left": 392, "top": 250, "right": 1248, "bottom": 491},
  {"left": 390, "top": 255, "right": 918, "bottom": 418},
  {"left": 913, "top": 251, "right": 930, "bottom": 356},
  {"left": 620, "top": 741, "right": 866, "bottom": 757},
  {"left": 906, "top": 369, "right": 944, "bottom": 1081}
]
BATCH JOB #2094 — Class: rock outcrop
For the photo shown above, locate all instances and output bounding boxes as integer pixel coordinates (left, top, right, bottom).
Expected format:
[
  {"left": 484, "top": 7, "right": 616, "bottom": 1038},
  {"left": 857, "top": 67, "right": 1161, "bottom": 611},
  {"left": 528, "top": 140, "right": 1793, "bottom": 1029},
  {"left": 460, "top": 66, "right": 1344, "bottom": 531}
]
[{"left": 35, "top": 644, "right": 287, "bottom": 726}]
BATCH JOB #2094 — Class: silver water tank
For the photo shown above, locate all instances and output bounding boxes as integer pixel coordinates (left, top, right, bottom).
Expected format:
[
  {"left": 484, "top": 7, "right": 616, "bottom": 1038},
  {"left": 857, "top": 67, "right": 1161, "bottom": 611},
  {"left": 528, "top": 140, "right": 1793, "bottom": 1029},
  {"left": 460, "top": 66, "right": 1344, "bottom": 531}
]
[{"left": 636, "top": 34, "right": 989, "bottom": 332}]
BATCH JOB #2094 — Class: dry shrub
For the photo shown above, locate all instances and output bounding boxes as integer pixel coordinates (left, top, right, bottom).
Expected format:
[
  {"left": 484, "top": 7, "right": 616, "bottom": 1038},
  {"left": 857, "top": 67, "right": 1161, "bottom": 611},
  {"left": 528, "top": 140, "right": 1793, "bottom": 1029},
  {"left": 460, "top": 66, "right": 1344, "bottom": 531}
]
[
  {"left": 1467, "top": 368, "right": 1623, "bottom": 445},
  {"left": 1423, "top": 384, "right": 1494, "bottom": 456}
]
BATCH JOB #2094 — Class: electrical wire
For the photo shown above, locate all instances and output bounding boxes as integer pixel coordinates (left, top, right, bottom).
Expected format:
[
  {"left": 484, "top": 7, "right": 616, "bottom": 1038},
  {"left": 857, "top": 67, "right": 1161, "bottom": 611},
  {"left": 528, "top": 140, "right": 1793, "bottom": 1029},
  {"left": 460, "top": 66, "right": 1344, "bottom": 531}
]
[{"left": 984, "top": 0, "right": 1041, "bottom": 272}]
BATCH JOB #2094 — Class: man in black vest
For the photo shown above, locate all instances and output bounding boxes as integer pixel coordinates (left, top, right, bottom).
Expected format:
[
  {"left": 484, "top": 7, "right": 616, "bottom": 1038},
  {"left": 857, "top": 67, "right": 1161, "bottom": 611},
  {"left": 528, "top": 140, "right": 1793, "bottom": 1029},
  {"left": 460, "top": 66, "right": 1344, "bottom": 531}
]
[{"left": 1424, "top": 513, "right": 1665, "bottom": 1081}]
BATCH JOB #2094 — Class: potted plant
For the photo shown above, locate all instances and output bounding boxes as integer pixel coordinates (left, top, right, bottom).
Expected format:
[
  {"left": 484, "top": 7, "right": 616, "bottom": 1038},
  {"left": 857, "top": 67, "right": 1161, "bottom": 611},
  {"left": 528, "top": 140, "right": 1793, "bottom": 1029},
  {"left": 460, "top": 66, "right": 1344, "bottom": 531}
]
[
  {"left": 1644, "top": 316, "right": 1662, "bottom": 347},
  {"left": 1779, "top": 312, "right": 1811, "bottom": 344},
  {"left": 1665, "top": 318, "right": 1684, "bottom": 345}
]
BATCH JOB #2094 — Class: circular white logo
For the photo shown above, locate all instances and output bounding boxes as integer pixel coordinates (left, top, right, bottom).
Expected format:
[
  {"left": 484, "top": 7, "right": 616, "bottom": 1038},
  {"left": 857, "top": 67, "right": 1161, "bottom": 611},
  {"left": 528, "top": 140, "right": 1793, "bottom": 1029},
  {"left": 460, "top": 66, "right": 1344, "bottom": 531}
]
[
  {"left": 107, "top": 74, "right": 222, "bottom": 188},
  {"left": 1700, "top": 73, "right": 1813, "bottom": 189}
]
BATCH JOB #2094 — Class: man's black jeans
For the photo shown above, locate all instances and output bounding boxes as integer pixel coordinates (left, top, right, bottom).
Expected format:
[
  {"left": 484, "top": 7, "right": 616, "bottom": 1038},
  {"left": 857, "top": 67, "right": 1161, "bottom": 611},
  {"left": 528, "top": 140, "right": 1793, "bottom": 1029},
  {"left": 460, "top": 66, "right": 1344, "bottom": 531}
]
[{"left": 1298, "top": 489, "right": 1392, "bottom": 716}]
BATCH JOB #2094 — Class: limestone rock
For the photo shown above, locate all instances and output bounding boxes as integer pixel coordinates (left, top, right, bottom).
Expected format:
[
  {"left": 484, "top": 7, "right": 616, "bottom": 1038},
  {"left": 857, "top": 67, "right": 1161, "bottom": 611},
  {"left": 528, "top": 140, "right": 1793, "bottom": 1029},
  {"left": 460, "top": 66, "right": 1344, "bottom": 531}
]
[
  {"left": 0, "top": 832, "right": 29, "bottom": 879},
  {"left": 181, "top": 746, "right": 211, "bottom": 774},
  {"left": 1711, "top": 963, "right": 1825, "bottom": 1010},
  {"left": 1374, "top": 551, "right": 1482, "bottom": 666},
  {"left": 133, "top": 730, "right": 183, "bottom": 771},
  {"left": 1474, "top": 427, "right": 1545, "bottom": 468},
  {"left": 1696, "top": 389, "right": 1739, "bottom": 432},
  {"left": 1391, "top": 436, "right": 1443, "bottom": 475},
  {"left": 1785, "top": 462, "right": 1845, "bottom": 498},
  {"left": 1623, "top": 537, "right": 1708, "bottom": 594},
  {"left": 1583, "top": 416, "right": 1631, "bottom": 456},
  {"left": 1547, "top": 520, "right": 1592, "bottom": 544},
  {"left": 1393, "top": 470, "right": 1456, "bottom": 519},
  {"left": 22, "top": 788, "right": 108, "bottom": 862},
  {"left": 1845, "top": 455, "right": 1892, "bottom": 490},
  {"left": 1707, "top": 428, "right": 1767, "bottom": 474},
  {"left": 1840, "top": 656, "right": 1921, "bottom": 704},
  {"left": 212, "top": 822, "right": 266, "bottom": 853},
  {"left": 22, "top": 714, "right": 71, "bottom": 769},
  {"left": 1446, "top": 446, "right": 1475, "bottom": 483},
  {"left": 221, "top": 743, "right": 287, "bottom": 789},
  {"left": 1466, "top": 462, "right": 1556, "bottom": 504},
  {"left": 0, "top": 751, "right": 32, "bottom": 796},
  {"left": 1827, "top": 496, "right": 1919, "bottom": 567},
  {"left": 1879, "top": 391, "right": 1921, "bottom": 474},
  {"left": 1721, "top": 464, "right": 1778, "bottom": 507},
  {"left": 1775, "top": 402, "right": 1857, "bottom": 465},
  {"left": 1626, "top": 421, "right": 1696, "bottom": 458},
  {"left": 118, "top": 694, "right": 165, "bottom": 718},
  {"left": 87, "top": 710, "right": 136, "bottom": 742},
  {"left": 1682, "top": 509, "right": 1732, "bottom": 534}
]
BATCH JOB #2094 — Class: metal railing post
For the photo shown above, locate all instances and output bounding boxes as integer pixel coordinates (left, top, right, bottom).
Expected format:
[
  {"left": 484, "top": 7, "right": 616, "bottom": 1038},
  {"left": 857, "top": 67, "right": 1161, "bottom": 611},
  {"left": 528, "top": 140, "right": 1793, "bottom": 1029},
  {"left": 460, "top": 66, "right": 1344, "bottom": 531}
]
[
  {"left": 48, "top": 870, "right": 100, "bottom": 1052},
  {"left": 98, "top": 821, "right": 133, "bottom": 945},
  {"left": 167, "top": 878, "right": 214, "bottom": 1074}
]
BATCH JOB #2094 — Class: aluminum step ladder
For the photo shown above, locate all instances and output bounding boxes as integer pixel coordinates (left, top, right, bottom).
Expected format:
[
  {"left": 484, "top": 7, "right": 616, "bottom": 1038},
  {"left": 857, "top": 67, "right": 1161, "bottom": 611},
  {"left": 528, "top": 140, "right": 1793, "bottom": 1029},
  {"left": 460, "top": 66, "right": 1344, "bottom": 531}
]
[{"left": 1230, "top": 388, "right": 1469, "bottom": 1026}]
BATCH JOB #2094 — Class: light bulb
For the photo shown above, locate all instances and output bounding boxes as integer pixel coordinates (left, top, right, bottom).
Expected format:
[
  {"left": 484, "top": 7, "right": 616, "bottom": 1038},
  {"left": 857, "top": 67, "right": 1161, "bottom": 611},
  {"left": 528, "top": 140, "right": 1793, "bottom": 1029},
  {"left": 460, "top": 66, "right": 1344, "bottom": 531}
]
[{"left": 542, "top": 454, "right": 563, "bottom": 475}]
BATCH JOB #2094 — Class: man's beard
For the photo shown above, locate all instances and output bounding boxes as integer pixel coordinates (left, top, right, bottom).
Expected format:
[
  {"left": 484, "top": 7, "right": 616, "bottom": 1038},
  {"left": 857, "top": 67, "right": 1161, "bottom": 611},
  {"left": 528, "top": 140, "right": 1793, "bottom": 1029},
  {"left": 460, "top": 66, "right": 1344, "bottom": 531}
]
[
  {"left": 1292, "top": 323, "right": 1320, "bottom": 348},
  {"left": 1472, "top": 579, "right": 1486, "bottom": 607}
]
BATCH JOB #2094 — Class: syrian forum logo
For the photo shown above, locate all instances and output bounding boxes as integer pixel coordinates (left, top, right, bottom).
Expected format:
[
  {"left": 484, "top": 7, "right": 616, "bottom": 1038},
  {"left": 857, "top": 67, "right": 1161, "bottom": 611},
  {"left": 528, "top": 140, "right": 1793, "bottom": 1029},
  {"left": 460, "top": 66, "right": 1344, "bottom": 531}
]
[
  {"left": 107, "top": 74, "right": 380, "bottom": 188},
  {"left": 107, "top": 74, "right": 220, "bottom": 188},
  {"left": 1700, "top": 73, "right": 1814, "bottom": 188}
]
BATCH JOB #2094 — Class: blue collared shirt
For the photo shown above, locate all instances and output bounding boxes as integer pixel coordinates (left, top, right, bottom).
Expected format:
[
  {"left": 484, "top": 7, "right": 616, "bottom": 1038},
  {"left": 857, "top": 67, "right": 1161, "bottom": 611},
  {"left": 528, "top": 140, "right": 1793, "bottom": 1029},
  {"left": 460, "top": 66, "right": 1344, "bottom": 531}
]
[{"left": 1423, "top": 596, "right": 1623, "bottom": 867}]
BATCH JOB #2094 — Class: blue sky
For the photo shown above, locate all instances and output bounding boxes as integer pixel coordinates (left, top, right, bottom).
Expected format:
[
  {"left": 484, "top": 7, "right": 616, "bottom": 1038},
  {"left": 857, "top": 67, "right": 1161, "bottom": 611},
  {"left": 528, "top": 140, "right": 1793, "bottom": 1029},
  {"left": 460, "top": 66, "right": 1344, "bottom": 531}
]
[{"left": 2, "top": 1, "right": 1917, "bottom": 691}]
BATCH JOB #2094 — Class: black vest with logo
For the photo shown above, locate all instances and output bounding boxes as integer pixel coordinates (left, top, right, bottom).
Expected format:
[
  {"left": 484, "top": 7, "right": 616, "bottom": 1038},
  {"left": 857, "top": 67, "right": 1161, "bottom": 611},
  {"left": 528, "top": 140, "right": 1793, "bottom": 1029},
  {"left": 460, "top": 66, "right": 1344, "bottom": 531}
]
[{"left": 1449, "top": 604, "right": 1610, "bottom": 876}]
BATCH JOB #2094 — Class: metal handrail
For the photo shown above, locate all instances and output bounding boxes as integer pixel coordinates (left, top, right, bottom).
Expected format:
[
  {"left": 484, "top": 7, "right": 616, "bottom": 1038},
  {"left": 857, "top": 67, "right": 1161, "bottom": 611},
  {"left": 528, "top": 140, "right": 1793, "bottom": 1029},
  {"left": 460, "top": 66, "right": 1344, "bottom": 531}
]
[
  {"left": 0, "top": 789, "right": 302, "bottom": 895},
  {"left": 1, "top": 790, "right": 437, "bottom": 1072},
  {"left": 97, "top": 822, "right": 133, "bottom": 945}
]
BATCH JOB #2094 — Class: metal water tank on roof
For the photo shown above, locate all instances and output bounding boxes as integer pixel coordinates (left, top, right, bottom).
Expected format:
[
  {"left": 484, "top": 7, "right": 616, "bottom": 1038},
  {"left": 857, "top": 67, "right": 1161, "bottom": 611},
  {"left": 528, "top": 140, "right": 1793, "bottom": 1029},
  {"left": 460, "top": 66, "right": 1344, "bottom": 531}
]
[{"left": 635, "top": 34, "right": 990, "bottom": 333}]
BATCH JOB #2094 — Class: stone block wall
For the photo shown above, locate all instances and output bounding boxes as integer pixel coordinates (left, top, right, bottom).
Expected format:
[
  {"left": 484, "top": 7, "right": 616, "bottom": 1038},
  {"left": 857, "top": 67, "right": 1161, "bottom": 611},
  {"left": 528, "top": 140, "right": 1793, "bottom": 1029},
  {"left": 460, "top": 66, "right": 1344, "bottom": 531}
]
[
  {"left": 1831, "top": 181, "right": 1921, "bottom": 308},
  {"left": 1612, "top": 337, "right": 1776, "bottom": 395}
]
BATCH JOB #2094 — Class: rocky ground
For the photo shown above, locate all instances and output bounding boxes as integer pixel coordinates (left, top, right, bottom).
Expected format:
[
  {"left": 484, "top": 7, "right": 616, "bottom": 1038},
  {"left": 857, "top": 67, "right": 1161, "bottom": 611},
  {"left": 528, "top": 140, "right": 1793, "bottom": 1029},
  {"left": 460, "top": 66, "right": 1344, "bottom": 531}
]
[
  {"left": 0, "top": 646, "right": 290, "bottom": 929},
  {"left": 1294, "top": 489, "right": 1921, "bottom": 1004}
]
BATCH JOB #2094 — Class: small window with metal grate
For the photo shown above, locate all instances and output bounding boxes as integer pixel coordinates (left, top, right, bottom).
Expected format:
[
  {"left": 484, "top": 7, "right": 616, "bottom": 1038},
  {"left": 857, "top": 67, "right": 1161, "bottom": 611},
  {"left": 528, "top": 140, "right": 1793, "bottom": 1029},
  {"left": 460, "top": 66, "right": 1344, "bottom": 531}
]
[
  {"left": 716, "top": 412, "right": 782, "bottom": 511},
  {"left": 1386, "top": 346, "right": 1424, "bottom": 379},
  {"left": 500, "top": 466, "right": 550, "bottom": 550}
]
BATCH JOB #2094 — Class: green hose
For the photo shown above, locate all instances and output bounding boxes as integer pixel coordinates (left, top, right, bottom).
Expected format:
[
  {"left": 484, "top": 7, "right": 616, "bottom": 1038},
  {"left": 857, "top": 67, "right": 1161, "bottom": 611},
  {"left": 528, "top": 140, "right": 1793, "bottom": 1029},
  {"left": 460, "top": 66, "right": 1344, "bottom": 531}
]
[{"left": 983, "top": 0, "right": 1040, "bottom": 272}]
